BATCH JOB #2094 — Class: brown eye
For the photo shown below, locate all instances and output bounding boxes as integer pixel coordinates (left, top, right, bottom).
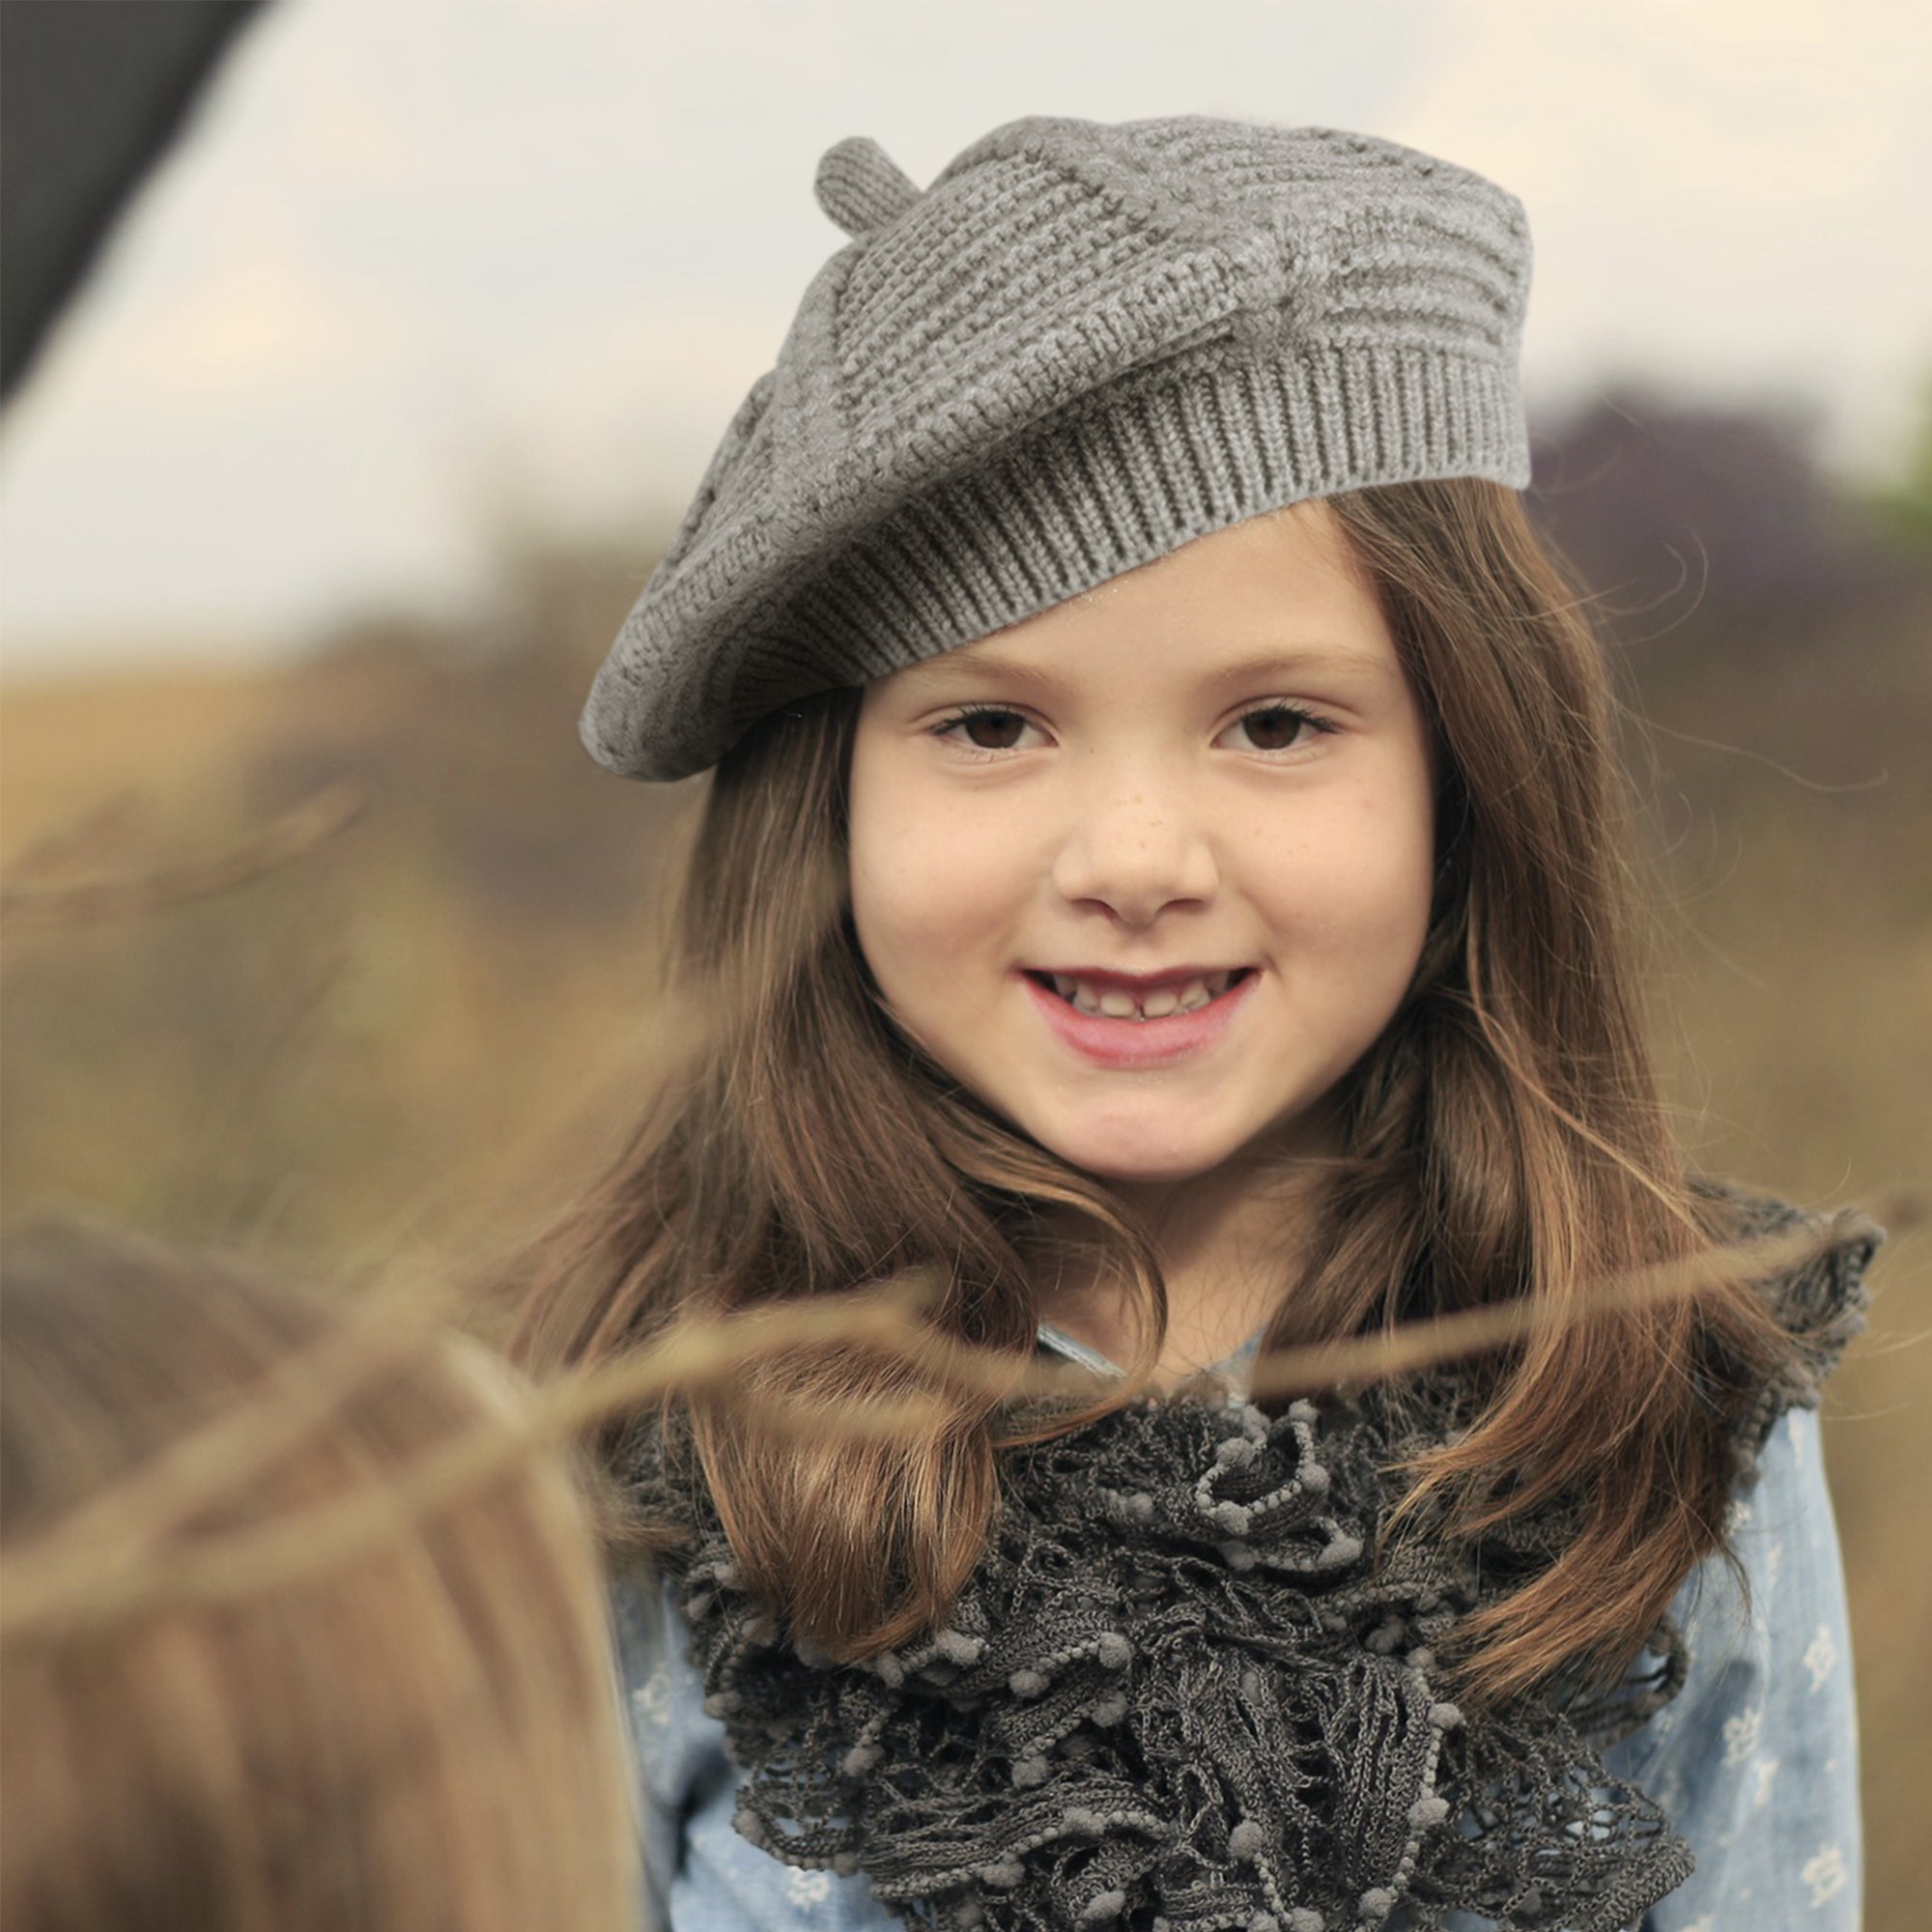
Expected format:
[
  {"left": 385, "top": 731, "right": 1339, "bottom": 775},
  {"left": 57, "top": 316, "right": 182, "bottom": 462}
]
[
  {"left": 1236, "top": 705, "right": 1315, "bottom": 752},
  {"left": 951, "top": 708, "right": 1029, "bottom": 750}
]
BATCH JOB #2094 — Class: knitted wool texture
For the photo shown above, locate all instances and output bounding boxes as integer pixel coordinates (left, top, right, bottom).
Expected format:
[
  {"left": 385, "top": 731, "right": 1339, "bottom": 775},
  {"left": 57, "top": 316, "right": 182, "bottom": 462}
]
[
  {"left": 623, "top": 1186, "right": 1879, "bottom": 1932},
  {"left": 582, "top": 115, "right": 1533, "bottom": 782}
]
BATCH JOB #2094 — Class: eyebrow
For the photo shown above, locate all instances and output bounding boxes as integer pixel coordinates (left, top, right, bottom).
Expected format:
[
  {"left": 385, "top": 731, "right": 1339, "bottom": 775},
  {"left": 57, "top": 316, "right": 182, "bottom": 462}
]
[{"left": 895, "top": 643, "right": 1396, "bottom": 690}]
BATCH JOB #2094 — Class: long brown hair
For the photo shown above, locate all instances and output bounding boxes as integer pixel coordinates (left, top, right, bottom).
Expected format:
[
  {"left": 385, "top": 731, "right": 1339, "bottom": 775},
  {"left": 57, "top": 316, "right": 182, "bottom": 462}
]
[
  {"left": 0, "top": 1219, "right": 638, "bottom": 1932},
  {"left": 514, "top": 475, "right": 1815, "bottom": 1706}
]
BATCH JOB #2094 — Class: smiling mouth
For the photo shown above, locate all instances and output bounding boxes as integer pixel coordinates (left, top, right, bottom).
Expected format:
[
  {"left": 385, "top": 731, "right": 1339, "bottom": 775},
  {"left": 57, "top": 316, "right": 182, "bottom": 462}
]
[{"left": 1024, "top": 968, "right": 1254, "bottom": 1022}]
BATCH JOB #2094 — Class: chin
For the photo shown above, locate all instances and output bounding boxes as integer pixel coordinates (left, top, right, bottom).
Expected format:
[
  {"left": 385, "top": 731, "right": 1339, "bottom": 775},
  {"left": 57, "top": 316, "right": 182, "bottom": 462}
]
[{"left": 1034, "top": 1117, "right": 1246, "bottom": 1188}]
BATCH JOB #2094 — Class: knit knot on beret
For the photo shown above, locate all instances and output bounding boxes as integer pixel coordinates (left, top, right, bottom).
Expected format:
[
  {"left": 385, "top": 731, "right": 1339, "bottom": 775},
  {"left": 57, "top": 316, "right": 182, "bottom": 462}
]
[{"left": 582, "top": 114, "right": 1534, "bottom": 782}]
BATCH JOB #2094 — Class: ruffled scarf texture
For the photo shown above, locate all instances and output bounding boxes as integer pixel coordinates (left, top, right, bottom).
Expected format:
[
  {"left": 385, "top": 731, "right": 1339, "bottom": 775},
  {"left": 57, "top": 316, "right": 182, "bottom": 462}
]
[{"left": 622, "top": 1188, "right": 1878, "bottom": 1932}]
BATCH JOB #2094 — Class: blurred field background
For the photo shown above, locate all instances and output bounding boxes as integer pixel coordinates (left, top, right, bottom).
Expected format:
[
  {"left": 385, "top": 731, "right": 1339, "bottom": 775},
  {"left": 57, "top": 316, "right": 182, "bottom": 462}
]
[{"left": 4, "top": 385, "right": 1928, "bottom": 1920}]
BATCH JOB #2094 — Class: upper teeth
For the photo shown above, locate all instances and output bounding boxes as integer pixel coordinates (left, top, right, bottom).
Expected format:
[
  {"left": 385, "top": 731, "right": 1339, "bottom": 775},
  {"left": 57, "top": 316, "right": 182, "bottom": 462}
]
[{"left": 1049, "top": 971, "right": 1237, "bottom": 1019}]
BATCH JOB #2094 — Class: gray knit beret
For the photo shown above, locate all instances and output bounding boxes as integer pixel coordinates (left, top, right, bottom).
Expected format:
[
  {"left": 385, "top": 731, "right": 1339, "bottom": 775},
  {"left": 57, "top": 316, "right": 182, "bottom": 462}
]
[{"left": 582, "top": 114, "right": 1533, "bottom": 782}]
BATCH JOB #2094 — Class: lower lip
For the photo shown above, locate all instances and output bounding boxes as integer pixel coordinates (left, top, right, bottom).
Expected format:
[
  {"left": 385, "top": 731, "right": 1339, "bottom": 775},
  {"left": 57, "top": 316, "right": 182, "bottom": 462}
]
[{"left": 1019, "top": 971, "right": 1258, "bottom": 1069}]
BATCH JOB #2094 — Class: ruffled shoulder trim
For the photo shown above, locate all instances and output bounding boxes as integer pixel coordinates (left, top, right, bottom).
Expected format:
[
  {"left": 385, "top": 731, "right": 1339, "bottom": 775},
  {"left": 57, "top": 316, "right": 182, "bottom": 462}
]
[{"left": 1688, "top": 1174, "right": 1883, "bottom": 1477}]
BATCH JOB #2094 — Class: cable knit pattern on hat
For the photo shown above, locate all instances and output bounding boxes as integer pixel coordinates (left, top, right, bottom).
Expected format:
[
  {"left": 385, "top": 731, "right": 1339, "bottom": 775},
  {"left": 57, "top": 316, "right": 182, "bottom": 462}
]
[
  {"left": 581, "top": 115, "right": 1534, "bottom": 781},
  {"left": 619, "top": 1183, "right": 1879, "bottom": 1932}
]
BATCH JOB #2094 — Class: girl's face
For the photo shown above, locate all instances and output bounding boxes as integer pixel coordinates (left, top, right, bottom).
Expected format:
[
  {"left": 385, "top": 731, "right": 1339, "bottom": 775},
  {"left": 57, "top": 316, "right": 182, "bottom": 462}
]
[{"left": 846, "top": 500, "right": 1437, "bottom": 1187}]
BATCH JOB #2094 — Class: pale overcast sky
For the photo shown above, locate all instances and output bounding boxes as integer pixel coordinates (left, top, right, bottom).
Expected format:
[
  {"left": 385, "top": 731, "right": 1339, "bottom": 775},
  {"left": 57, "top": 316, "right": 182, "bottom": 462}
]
[{"left": 2, "top": 0, "right": 1927, "bottom": 672}]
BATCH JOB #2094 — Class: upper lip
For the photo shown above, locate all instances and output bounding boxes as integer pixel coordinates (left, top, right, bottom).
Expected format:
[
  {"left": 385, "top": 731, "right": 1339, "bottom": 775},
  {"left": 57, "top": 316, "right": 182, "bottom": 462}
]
[{"left": 1021, "top": 964, "right": 1252, "bottom": 991}]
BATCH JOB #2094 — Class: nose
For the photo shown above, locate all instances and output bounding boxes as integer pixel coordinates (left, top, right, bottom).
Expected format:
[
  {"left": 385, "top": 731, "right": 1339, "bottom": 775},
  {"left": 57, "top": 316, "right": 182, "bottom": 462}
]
[{"left": 1048, "top": 781, "right": 1219, "bottom": 928}]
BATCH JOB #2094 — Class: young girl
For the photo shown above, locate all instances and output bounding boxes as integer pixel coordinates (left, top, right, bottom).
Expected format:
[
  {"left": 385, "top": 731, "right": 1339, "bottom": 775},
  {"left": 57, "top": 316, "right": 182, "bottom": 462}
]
[{"left": 517, "top": 116, "right": 1881, "bottom": 1932}]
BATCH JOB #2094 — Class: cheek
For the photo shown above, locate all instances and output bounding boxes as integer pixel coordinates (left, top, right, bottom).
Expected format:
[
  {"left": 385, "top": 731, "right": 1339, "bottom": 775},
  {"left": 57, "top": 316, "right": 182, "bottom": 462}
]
[
  {"left": 849, "top": 850, "right": 952, "bottom": 994},
  {"left": 1244, "top": 774, "right": 1435, "bottom": 964},
  {"left": 847, "top": 762, "right": 1021, "bottom": 995}
]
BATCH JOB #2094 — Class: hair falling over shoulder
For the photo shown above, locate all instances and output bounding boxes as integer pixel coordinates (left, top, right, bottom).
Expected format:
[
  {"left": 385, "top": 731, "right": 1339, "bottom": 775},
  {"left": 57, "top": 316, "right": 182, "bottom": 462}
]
[{"left": 511, "top": 475, "right": 1823, "bottom": 1710}]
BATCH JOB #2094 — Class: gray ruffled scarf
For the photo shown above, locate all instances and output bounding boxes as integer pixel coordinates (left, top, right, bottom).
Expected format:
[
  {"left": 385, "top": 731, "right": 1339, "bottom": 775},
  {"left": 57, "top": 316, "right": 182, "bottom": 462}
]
[{"left": 622, "top": 1187, "right": 1876, "bottom": 1932}]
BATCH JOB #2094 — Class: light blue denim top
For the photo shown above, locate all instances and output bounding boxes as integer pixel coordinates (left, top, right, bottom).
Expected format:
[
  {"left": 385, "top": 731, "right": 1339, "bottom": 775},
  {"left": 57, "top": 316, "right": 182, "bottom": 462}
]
[{"left": 611, "top": 1321, "right": 1861, "bottom": 1932}]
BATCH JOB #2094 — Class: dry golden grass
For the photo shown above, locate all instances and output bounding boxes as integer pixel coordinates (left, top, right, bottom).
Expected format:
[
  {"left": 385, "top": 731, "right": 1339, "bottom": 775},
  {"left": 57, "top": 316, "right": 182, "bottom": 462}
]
[{"left": 0, "top": 664, "right": 290, "bottom": 867}]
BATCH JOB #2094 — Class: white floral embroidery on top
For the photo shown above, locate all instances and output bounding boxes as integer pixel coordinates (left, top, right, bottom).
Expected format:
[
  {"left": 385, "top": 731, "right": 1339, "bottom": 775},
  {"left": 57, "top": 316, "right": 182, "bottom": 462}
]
[
  {"left": 788, "top": 1868, "right": 835, "bottom": 1907},
  {"left": 1722, "top": 1704, "right": 1764, "bottom": 1765},
  {"left": 1682, "top": 1915, "right": 1715, "bottom": 1932},
  {"left": 1764, "top": 1540, "right": 1785, "bottom": 1592},
  {"left": 1749, "top": 1756, "right": 1781, "bottom": 1810},
  {"left": 631, "top": 1662, "right": 673, "bottom": 1722},
  {"left": 1803, "top": 1623, "right": 1839, "bottom": 1691},
  {"left": 1801, "top": 1843, "right": 1849, "bottom": 1908}
]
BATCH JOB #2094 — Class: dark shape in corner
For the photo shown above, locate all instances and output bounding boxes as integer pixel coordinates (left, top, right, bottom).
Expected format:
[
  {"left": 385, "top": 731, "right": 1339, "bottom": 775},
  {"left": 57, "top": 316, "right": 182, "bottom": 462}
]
[{"left": 1, "top": 0, "right": 273, "bottom": 409}]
